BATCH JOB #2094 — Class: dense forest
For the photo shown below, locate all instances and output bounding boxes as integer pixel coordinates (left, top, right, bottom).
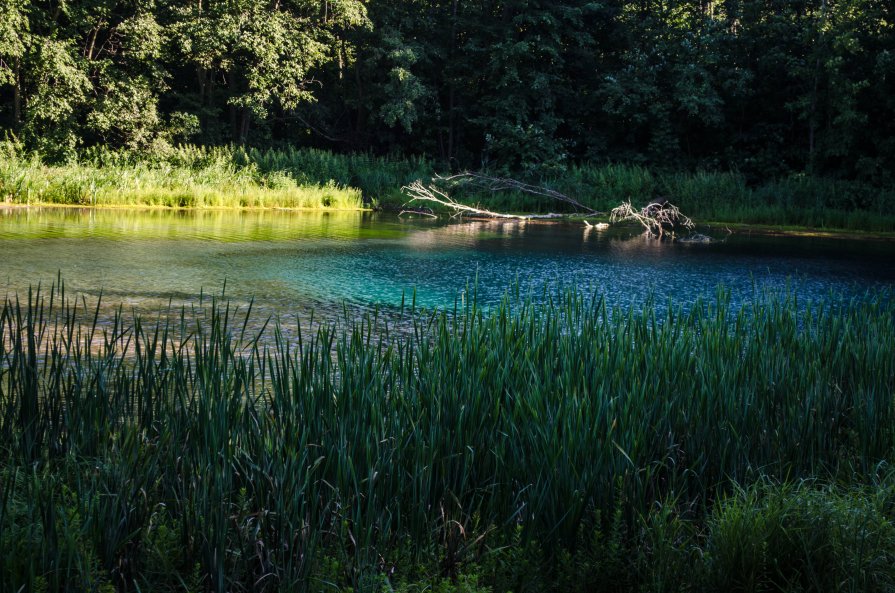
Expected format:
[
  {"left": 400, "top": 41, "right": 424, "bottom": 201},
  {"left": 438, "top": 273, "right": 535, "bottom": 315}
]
[{"left": 0, "top": 0, "right": 893, "bottom": 182}]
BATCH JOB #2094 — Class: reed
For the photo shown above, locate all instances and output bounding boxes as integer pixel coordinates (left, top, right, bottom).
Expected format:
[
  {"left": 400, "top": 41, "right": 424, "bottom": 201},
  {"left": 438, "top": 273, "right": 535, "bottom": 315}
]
[
  {"left": 0, "top": 281, "right": 893, "bottom": 591},
  {"left": 4, "top": 141, "right": 893, "bottom": 230},
  {"left": 462, "top": 164, "right": 895, "bottom": 231},
  {"left": 0, "top": 143, "right": 363, "bottom": 210},
  {"left": 240, "top": 146, "right": 433, "bottom": 202}
]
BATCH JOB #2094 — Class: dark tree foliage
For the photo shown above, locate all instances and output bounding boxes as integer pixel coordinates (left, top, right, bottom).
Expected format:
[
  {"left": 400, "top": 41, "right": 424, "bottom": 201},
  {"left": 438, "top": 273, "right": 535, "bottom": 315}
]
[{"left": 0, "top": 0, "right": 892, "bottom": 181}]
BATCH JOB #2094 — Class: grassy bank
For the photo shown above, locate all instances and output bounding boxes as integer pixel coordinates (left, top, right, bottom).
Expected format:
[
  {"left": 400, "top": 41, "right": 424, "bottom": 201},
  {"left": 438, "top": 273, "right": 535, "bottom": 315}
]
[
  {"left": 0, "top": 144, "right": 363, "bottom": 210},
  {"left": 1, "top": 284, "right": 894, "bottom": 591},
  {"left": 3, "top": 143, "right": 895, "bottom": 231},
  {"left": 438, "top": 165, "right": 895, "bottom": 233}
]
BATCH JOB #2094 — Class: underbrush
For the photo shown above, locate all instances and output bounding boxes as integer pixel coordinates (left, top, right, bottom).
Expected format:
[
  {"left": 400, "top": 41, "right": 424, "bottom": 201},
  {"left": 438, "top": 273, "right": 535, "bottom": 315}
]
[{"left": 0, "top": 282, "right": 893, "bottom": 591}]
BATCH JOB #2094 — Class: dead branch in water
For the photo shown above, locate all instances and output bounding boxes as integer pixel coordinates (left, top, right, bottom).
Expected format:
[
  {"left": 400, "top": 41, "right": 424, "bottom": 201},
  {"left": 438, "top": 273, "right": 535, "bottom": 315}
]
[
  {"left": 610, "top": 200, "right": 694, "bottom": 239},
  {"left": 402, "top": 181, "right": 566, "bottom": 220},
  {"left": 435, "top": 172, "right": 602, "bottom": 215},
  {"left": 398, "top": 209, "right": 438, "bottom": 219}
]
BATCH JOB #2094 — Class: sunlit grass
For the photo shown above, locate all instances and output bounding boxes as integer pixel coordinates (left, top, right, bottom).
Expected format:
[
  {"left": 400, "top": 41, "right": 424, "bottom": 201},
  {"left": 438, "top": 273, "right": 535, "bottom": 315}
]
[
  {"left": 0, "top": 144, "right": 363, "bottom": 210},
  {"left": 3, "top": 142, "right": 893, "bottom": 230}
]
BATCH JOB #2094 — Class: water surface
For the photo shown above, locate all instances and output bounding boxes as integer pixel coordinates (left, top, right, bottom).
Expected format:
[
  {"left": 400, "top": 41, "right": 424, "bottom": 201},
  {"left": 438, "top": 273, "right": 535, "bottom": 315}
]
[{"left": 1, "top": 207, "right": 893, "bottom": 318}]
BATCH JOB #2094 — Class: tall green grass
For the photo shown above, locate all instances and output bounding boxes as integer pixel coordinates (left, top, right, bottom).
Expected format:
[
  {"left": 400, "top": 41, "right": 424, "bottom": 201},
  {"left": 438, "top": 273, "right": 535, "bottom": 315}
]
[
  {"left": 4, "top": 140, "right": 893, "bottom": 230},
  {"left": 0, "top": 143, "right": 363, "bottom": 209},
  {"left": 455, "top": 164, "right": 895, "bottom": 231},
  {"left": 0, "top": 282, "right": 893, "bottom": 591},
  {"left": 240, "top": 146, "right": 433, "bottom": 202}
]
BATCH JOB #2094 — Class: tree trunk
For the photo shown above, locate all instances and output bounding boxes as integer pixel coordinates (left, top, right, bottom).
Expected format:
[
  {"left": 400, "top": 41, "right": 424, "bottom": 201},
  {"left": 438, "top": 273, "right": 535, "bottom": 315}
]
[
  {"left": 446, "top": 0, "right": 459, "bottom": 167},
  {"left": 197, "top": 66, "right": 207, "bottom": 104},
  {"left": 808, "top": 0, "right": 827, "bottom": 172},
  {"left": 12, "top": 57, "right": 22, "bottom": 128},
  {"left": 353, "top": 53, "right": 365, "bottom": 147},
  {"left": 239, "top": 109, "right": 251, "bottom": 144}
]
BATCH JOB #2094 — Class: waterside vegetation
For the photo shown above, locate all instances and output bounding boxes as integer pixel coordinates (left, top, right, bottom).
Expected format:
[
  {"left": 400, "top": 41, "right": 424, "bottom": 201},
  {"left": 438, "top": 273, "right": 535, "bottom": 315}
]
[
  {"left": 3, "top": 143, "right": 895, "bottom": 233},
  {"left": 1, "top": 283, "right": 894, "bottom": 591},
  {"left": 2, "top": 0, "right": 895, "bottom": 230},
  {"left": 0, "top": 144, "right": 364, "bottom": 210},
  {"left": 1, "top": 0, "right": 894, "bottom": 186}
]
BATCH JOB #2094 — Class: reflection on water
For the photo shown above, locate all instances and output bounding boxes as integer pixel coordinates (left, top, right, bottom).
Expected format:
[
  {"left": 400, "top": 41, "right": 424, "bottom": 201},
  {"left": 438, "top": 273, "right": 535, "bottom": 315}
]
[{"left": 1, "top": 207, "right": 893, "bottom": 320}]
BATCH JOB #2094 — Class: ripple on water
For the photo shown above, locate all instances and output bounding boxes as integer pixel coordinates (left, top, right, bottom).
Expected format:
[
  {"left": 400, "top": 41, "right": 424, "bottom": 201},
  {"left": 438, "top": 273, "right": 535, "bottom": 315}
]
[{"left": 1, "top": 207, "right": 893, "bottom": 318}]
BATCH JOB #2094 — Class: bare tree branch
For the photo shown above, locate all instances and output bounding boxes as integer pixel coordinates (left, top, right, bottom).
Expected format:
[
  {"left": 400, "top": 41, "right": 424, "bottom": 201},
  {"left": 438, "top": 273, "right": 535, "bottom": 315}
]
[
  {"left": 610, "top": 200, "right": 694, "bottom": 239},
  {"left": 434, "top": 172, "right": 602, "bottom": 215},
  {"left": 402, "top": 181, "right": 566, "bottom": 220},
  {"left": 398, "top": 209, "right": 438, "bottom": 219}
]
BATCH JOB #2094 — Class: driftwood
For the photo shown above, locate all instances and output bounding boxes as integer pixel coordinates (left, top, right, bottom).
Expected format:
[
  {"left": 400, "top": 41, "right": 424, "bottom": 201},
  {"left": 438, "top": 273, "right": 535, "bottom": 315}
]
[
  {"left": 610, "top": 200, "right": 694, "bottom": 239},
  {"left": 435, "top": 172, "right": 602, "bottom": 215},
  {"left": 402, "top": 181, "right": 567, "bottom": 220}
]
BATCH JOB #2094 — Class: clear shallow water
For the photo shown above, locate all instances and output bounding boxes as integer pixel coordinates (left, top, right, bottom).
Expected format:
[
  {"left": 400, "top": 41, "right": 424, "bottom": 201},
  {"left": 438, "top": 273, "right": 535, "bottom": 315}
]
[{"left": 1, "top": 207, "right": 893, "bottom": 317}]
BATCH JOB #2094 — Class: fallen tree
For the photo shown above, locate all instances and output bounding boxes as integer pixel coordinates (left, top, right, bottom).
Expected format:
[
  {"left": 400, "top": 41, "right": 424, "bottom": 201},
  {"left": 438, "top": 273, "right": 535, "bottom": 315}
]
[
  {"left": 610, "top": 200, "right": 694, "bottom": 239},
  {"left": 435, "top": 172, "right": 602, "bottom": 215},
  {"left": 402, "top": 181, "right": 569, "bottom": 220}
]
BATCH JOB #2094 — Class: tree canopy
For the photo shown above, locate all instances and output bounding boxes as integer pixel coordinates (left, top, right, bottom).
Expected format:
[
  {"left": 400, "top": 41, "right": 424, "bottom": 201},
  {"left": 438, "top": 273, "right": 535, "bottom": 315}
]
[{"left": 0, "top": 0, "right": 892, "bottom": 182}]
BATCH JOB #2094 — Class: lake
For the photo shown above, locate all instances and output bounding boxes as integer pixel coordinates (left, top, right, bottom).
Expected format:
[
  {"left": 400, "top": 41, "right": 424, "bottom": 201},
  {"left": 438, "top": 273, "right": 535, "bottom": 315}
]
[{"left": 1, "top": 207, "right": 893, "bottom": 320}]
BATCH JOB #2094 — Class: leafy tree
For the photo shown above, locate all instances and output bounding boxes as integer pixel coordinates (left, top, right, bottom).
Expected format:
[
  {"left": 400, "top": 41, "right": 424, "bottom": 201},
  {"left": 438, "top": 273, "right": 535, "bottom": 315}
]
[
  {"left": 166, "top": 0, "right": 368, "bottom": 144},
  {"left": 0, "top": 0, "right": 29, "bottom": 129},
  {"left": 0, "top": 0, "right": 892, "bottom": 184}
]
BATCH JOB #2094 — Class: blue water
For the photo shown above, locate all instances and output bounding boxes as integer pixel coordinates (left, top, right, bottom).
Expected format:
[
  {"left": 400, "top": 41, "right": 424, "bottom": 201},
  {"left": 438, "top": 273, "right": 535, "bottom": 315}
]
[{"left": 1, "top": 208, "right": 893, "bottom": 316}]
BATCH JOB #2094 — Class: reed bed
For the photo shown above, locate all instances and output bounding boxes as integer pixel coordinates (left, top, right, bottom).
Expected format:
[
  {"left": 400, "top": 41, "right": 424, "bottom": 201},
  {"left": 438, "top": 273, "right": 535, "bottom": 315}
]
[
  {"left": 240, "top": 147, "right": 433, "bottom": 202},
  {"left": 476, "top": 165, "right": 895, "bottom": 231},
  {"left": 4, "top": 141, "right": 894, "bottom": 230},
  {"left": 1, "top": 282, "right": 894, "bottom": 591},
  {"left": 0, "top": 144, "right": 363, "bottom": 210}
]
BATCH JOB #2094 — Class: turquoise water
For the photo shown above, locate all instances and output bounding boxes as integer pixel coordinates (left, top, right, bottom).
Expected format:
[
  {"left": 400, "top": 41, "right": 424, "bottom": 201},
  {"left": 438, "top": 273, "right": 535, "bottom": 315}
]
[{"left": 1, "top": 207, "right": 893, "bottom": 317}]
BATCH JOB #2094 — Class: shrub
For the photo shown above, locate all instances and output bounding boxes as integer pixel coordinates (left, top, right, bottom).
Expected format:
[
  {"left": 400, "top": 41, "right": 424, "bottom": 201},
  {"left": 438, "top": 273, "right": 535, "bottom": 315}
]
[{"left": 706, "top": 482, "right": 895, "bottom": 593}]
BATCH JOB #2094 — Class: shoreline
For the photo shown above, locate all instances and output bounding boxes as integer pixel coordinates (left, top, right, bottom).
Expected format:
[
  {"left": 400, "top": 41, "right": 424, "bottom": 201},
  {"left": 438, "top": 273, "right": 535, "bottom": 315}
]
[
  {"left": 699, "top": 221, "right": 895, "bottom": 241},
  {"left": 3, "top": 201, "right": 894, "bottom": 240},
  {"left": 0, "top": 201, "right": 370, "bottom": 213}
]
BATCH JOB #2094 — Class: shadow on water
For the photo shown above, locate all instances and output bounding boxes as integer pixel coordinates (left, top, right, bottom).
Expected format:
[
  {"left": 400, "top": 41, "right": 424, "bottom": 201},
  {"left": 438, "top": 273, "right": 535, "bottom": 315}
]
[{"left": 1, "top": 207, "right": 893, "bottom": 325}]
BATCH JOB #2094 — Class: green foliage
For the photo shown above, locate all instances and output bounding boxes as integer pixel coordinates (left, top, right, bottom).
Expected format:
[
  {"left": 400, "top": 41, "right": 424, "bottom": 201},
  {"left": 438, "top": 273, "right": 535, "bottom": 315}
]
[
  {"left": 0, "top": 0, "right": 27, "bottom": 87},
  {"left": 475, "top": 526, "right": 549, "bottom": 593},
  {"left": 394, "top": 574, "right": 491, "bottom": 593},
  {"left": 0, "top": 281, "right": 894, "bottom": 590},
  {"left": 0, "top": 0, "right": 893, "bottom": 185},
  {"left": 240, "top": 145, "right": 433, "bottom": 200},
  {"left": 706, "top": 481, "right": 895, "bottom": 592},
  {"left": 636, "top": 500, "right": 705, "bottom": 593},
  {"left": 0, "top": 143, "right": 363, "bottom": 209},
  {"left": 370, "top": 28, "right": 432, "bottom": 133},
  {"left": 0, "top": 468, "right": 118, "bottom": 592},
  {"left": 23, "top": 38, "right": 92, "bottom": 157},
  {"left": 1, "top": 140, "right": 893, "bottom": 228}
]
